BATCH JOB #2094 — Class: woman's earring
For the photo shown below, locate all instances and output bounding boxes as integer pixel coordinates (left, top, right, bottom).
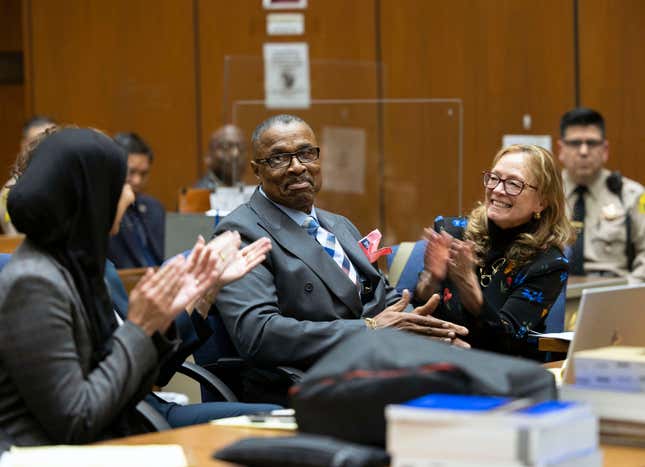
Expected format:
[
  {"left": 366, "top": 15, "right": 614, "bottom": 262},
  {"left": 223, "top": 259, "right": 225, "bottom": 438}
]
[{"left": 534, "top": 211, "right": 541, "bottom": 220}]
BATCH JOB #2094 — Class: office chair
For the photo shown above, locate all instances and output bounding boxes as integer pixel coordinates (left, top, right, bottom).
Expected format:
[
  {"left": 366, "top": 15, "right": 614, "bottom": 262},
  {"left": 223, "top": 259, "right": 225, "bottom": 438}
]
[{"left": 193, "top": 311, "right": 304, "bottom": 403}]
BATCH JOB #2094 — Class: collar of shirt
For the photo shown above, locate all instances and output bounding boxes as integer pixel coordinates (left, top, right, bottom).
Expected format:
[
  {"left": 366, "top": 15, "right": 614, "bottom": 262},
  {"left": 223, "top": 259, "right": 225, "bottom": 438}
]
[
  {"left": 563, "top": 168, "right": 609, "bottom": 202},
  {"left": 258, "top": 186, "right": 318, "bottom": 227}
]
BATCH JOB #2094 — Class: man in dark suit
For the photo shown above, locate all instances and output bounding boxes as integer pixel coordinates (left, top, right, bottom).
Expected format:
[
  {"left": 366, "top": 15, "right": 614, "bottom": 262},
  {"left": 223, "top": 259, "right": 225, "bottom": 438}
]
[
  {"left": 108, "top": 132, "right": 165, "bottom": 268},
  {"left": 212, "top": 115, "right": 468, "bottom": 399}
]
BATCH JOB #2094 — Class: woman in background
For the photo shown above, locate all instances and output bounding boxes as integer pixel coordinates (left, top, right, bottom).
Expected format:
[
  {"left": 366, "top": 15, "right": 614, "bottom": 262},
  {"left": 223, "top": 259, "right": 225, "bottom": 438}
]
[{"left": 416, "top": 144, "right": 573, "bottom": 359}]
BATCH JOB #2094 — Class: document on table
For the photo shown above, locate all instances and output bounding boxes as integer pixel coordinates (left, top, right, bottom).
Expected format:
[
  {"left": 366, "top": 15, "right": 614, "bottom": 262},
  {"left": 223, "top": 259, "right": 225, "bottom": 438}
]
[
  {"left": 211, "top": 408, "right": 297, "bottom": 431},
  {"left": 0, "top": 444, "right": 188, "bottom": 467},
  {"left": 529, "top": 331, "right": 574, "bottom": 341}
]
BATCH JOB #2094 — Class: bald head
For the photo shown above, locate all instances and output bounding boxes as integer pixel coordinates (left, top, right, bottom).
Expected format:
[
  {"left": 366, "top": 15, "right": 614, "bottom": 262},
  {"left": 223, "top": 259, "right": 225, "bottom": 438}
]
[{"left": 205, "top": 124, "right": 247, "bottom": 185}]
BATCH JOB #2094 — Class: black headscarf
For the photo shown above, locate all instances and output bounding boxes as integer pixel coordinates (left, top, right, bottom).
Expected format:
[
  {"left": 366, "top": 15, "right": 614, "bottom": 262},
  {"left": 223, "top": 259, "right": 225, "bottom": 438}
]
[{"left": 8, "top": 128, "right": 127, "bottom": 366}]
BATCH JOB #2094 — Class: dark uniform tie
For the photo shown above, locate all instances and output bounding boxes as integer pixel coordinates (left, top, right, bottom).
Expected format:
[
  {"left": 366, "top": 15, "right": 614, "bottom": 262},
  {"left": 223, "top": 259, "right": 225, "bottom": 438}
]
[{"left": 570, "top": 185, "right": 587, "bottom": 275}]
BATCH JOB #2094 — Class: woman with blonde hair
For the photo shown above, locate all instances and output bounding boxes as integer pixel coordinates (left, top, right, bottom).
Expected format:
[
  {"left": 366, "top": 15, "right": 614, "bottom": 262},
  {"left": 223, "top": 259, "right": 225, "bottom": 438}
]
[{"left": 416, "top": 144, "right": 573, "bottom": 359}]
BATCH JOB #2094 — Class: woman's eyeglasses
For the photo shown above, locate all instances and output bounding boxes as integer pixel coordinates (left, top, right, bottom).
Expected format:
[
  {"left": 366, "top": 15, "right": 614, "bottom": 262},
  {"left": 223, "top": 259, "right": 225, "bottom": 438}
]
[{"left": 482, "top": 171, "right": 537, "bottom": 196}]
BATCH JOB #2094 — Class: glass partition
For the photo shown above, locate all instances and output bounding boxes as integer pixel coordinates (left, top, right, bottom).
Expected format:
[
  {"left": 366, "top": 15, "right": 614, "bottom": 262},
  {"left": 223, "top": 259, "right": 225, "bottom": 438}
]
[{"left": 222, "top": 57, "right": 462, "bottom": 244}]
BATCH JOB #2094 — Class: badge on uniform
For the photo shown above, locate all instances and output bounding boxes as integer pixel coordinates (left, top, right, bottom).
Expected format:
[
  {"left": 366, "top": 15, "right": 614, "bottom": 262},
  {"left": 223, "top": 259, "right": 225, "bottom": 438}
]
[
  {"left": 358, "top": 229, "right": 392, "bottom": 263},
  {"left": 639, "top": 193, "right": 645, "bottom": 214},
  {"left": 601, "top": 203, "right": 620, "bottom": 221}
]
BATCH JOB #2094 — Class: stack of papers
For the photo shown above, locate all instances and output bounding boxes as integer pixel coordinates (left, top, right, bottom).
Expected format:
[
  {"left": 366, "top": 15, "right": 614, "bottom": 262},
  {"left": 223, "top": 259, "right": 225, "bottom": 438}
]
[{"left": 561, "top": 345, "right": 645, "bottom": 446}]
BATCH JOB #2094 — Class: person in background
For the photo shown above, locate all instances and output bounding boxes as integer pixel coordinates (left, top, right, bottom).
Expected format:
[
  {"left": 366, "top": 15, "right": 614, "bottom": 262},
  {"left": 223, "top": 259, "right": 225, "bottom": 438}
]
[
  {"left": 0, "top": 116, "right": 57, "bottom": 234},
  {"left": 195, "top": 124, "right": 255, "bottom": 213},
  {"left": 196, "top": 124, "right": 248, "bottom": 191},
  {"left": 416, "top": 145, "right": 573, "bottom": 360},
  {"left": 558, "top": 107, "right": 645, "bottom": 282},
  {"left": 107, "top": 132, "right": 165, "bottom": 268}
]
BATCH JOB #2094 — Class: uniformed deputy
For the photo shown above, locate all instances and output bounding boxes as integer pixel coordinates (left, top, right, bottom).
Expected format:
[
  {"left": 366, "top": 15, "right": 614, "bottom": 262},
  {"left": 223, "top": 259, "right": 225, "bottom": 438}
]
[{"left": 558, "top": 107, "right": 645, "bottom": 283}]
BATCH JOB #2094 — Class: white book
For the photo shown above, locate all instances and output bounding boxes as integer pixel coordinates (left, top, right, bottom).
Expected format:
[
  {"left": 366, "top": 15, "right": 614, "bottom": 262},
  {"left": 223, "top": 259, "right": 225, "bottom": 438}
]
[
  {"left": 386, "top": 395, "right": 597, "bottom": 466},
  {"left": 391, "top": 448, "right": 602, "bottom": 467},
  {"left": 559, "top": 384, "right": 645, "bottom": 423},
  {"left": 574, "top": 346, "right": 645, "bottom": 392}
]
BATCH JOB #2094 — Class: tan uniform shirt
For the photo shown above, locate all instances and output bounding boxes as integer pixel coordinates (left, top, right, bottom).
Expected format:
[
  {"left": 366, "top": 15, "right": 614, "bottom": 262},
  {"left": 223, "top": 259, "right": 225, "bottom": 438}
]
[{"left": 563, "top": 168, "right": 645, "bottom": 283}]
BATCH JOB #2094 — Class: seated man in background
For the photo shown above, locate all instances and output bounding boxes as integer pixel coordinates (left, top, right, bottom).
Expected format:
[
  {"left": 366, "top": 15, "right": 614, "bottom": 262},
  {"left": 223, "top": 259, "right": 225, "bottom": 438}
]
[
  {"left": 194, "top": 124, "right": 255, "bottom": 212},
  {"left": 0, "top": 115, "right": 57, "bottom": 234},
  {"left": 211, "top": 114, "right": 468, "bottom": 403},
  {"left": 558, "top": 108, "right": 645, "bottom": 282},
  {"left": 108, "top": 132, "right": 165, "bottom": 268}
]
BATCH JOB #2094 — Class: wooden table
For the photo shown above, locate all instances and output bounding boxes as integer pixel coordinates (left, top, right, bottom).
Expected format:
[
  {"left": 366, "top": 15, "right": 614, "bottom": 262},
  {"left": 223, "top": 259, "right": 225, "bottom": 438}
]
[
  {"left": 102, "top": 424, "right": 290, "bottom": 466},
  {"left": 102, "top": 421, "right": 645, "bottom": 466},
  {"left": 538, "top": 337, "right": 571, "bottom": 353}
]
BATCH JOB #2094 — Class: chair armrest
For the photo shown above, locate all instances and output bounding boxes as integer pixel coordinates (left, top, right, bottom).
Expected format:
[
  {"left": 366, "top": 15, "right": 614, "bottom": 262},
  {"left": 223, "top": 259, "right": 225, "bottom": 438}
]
[
  {"left": 135, "top": 400, "right": 172, "bottom": 432},
  {"left": 178, "top": 361, "right": 238, "bottom": 402},
  {"left": 276, "top": 366, "right": 305, "bottom": 383}
]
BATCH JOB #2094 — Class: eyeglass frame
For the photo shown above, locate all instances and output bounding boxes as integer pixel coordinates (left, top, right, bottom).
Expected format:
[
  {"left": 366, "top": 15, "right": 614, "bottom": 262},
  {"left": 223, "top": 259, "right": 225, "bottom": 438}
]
[
  {"left": 254, "top": 146, "right": 320, "bottom": 169},
  {"left": 561, "top": 138, "right": 605, "bottom": 149},
  {"left": 482, "top": 171, "right": 538, "bottom": 196}
]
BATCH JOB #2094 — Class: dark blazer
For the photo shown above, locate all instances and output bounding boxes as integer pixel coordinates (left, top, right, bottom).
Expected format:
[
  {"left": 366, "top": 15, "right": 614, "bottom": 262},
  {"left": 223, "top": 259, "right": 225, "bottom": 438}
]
[
  {"left": 108, "top": 194, "right": 165, "bottom": 268},
  {"left": 0, "top": 241, "right": 161, "bottom": 448},
  {"left": 213, "top": 190, "right": 401, "bottom": 371}
]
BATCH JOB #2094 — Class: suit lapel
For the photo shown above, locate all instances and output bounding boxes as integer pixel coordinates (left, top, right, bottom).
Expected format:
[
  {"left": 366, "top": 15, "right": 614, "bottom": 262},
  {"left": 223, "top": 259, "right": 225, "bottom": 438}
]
[{"left": 249, "top": 192, "right": 363, "bottom": 316}]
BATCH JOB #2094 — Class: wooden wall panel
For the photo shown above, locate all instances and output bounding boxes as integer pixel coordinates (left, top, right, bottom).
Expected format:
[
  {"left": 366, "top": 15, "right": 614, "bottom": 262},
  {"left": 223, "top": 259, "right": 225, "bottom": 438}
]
[
  {"left": 24, "top": 0, "right": 198, "bottom": 209},
  {"left": 0, "top": 85, "right": 24, "bottom": 176},
  {"left": 0, "top": 0, "right": 22, "bottom": 51},
  {"left": 0, "top": 0, "right": 23, "bottom": 179},
  {"left": 198, "top": 0, "right": 379, "bottom": 233},
  {"left": 579, "top": 0, "right": 645, "bottom": 185},
  {"left": 380, "top": 0, "right": 575, "bottom": 242}
]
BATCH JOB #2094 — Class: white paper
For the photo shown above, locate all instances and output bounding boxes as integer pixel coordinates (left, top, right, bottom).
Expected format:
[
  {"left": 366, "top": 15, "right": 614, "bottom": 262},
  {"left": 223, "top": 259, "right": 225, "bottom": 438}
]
[
  {"left": 263, "top": 0, "right": 307, "bottom": 9},
  {"left": 209, "top": 185, "right": 255, "bottom": 214},
  {"left": 263, "top": 42, "right": 310, "bottom": 109},
  {"left": 528, "top": 331, "right": 574, "bottom": 341},
  {"left": 2, "top": 445, "right": 187, "bottom": 467},
  {"left": 320, "top": 126, "right": 366, "bottom": 194},
  {"left": 502, "top": 134, "right": 552, "bottom": 151},
  {"left": 267, "top": 13, "right": 304, "bottom": 35}
]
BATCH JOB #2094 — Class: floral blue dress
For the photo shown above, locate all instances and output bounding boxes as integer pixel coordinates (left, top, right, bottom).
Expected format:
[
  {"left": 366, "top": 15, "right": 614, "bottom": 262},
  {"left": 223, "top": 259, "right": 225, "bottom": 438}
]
[{"left": 431, "top": 216, "right": 569, "bottom": 360}]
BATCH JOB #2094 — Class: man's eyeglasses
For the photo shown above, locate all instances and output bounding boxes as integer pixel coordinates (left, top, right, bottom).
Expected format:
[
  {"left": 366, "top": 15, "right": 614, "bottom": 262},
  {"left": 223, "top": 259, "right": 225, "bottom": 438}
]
[
  {"left": 482, "top": 171, "right": 538, "bottom": 196},
  {"left": 562, "top": 139, "right": 604, "bottom": 149},
  {"left": 255, "top": 147, "right": 320, "bottom": 169}
]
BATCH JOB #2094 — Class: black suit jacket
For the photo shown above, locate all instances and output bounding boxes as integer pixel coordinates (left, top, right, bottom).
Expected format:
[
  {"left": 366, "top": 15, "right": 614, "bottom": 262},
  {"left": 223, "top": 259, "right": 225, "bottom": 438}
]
[
  {"left": 108, "top": 194, "right": 165, "bottom": 268},
  {"left": 213, "top": 190, "right": 401, "bottom": 370}
]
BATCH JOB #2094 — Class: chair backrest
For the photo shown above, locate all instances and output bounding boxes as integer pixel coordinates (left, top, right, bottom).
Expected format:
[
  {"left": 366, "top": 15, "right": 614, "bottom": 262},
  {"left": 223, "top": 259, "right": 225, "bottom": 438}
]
[
  {"left": 0, "top": 235, "right": 24, "bottom": 254},
  {"left": 117, "top": 267, "right": 149, "bottom": 295},
  {"left": 385, "top": 240, "right": 426, "bottom": 293},
  {"left": 0, "top": 253, "right": 12, "bottom": 271},
  {"left": 544, "top": 284, "right": 566, "bottom": 333},
  {"left": 178, "top": 188, "right": 211, "bottom": 213}
]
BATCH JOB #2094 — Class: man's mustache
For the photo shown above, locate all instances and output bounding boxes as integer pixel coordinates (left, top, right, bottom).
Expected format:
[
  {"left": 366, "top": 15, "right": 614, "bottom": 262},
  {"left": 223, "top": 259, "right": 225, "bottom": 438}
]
[{"left": 285, "top": 176, "right": 313, "bottom": 185}]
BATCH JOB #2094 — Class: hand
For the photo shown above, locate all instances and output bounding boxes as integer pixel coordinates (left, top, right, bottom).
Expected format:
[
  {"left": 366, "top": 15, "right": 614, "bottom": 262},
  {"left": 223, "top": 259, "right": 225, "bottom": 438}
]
[
  {"left": 172, "top": 236, "right": 224, "bottom": 313},
  {"left": 448, "top": 240, "right": 483, "bottom": 313},
  {"left": 127, "top": 255, "right": 189, "bottom": 335},
  {"left": 422, "top": 228, "right": 453, "bottom": 282},
  {"left": 218, "top": 237, "right": 272, "bottom": 286},
  {"left": 371, "top": 291, "right": 469, "bottom": 340}
]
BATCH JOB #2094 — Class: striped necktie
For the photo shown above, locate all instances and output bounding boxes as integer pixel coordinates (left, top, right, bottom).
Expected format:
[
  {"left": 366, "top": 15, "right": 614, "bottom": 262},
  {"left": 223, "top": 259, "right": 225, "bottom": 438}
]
[{"left": 302, "top": 216, "right": 358, "bottom": 285}]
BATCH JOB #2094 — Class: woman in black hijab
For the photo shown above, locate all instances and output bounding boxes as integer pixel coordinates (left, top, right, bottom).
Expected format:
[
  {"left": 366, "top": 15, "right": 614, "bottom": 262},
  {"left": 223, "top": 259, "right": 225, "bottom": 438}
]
[{"left": 0, "top": 128, "right": 221, "bottom": 448}]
